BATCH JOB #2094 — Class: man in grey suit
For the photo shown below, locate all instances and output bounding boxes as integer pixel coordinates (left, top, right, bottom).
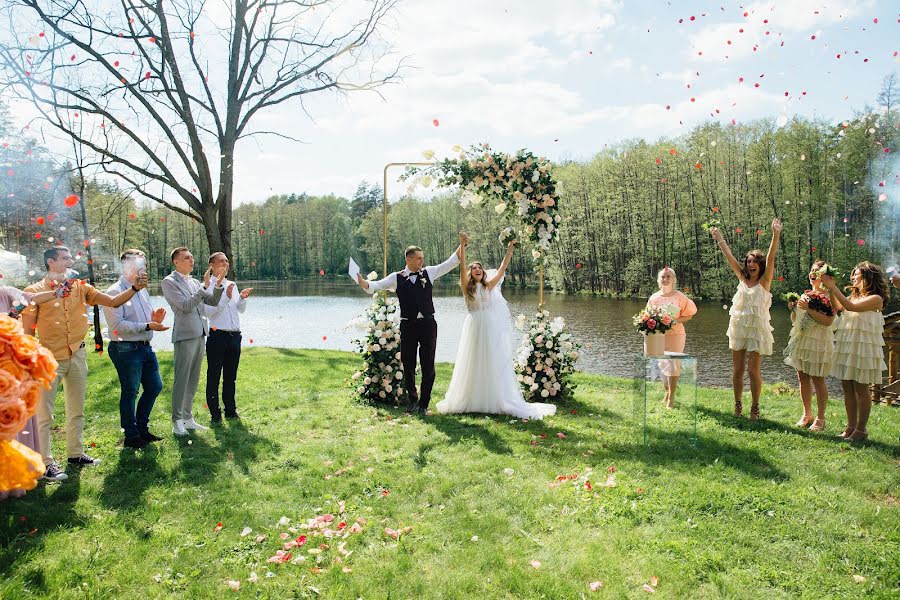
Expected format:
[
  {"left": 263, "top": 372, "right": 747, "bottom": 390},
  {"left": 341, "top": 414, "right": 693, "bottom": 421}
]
[{"left": 161, "top": 247, "right": 225, "bottom": 436}]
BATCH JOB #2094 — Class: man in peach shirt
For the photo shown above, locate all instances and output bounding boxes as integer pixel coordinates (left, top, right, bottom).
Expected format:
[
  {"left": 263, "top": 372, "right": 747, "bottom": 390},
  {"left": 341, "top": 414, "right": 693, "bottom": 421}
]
[{"left": 22, "top": 246, "right": 148, "bottom": 482}]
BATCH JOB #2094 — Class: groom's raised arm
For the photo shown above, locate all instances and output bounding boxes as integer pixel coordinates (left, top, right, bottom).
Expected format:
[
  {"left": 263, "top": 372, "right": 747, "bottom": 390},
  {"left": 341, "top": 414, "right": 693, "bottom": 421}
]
[
  {"left": 427, "top": 249, "right": 462, "bottom": 282},
  {"left": 357, "top": 272, "right": 397, "bottom": 295}
]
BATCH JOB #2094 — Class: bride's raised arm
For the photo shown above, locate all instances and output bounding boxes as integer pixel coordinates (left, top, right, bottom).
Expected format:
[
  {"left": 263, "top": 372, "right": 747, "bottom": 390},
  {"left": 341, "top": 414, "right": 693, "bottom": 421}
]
[
  {"left": 486, "top": 241, "right": 515, "bottom": 291},
  {"left": 458, "top": 231, "right": 469, "bottom": 291}
]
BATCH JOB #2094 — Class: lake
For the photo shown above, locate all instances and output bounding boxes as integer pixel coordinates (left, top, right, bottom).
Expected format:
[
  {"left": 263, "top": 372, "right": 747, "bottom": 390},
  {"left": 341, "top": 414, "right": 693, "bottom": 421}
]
[{"left": 129, "top": 279, "right": 800, "bottom": 388}]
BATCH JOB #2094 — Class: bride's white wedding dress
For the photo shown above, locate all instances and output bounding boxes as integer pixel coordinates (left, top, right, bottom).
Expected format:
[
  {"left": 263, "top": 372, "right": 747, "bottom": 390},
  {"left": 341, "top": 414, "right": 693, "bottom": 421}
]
[{"left": 436, "top": 272, "right": 557, "bottom": 420}]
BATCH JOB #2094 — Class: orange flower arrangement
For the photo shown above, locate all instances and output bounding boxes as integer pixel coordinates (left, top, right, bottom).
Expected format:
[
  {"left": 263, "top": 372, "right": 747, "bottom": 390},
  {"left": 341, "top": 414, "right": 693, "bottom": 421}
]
[{"left": 0, "top": 314, "right": 58, "bottom": 496}]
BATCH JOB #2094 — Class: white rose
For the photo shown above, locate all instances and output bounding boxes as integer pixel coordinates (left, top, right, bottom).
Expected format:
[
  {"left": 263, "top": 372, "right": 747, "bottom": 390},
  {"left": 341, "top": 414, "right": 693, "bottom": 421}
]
[
  {"left": 352, "top": 372, "right": 361, "bottom": 380},
  {"left": 379, "top": 391, "right": 386, "bottom": 398},
  {"left": 540, "top": 389, "right": 550, "bottom": 398},
  {"left": 385, "top": 384, "right": 393, "bottom": 393},
  {"left": 395, "top": 372, "right": 403, "bottom": 379},
  {"left": 372, "top": 344, "right": 381, "bottom": 351},
  {"left": 357, "top": 386, "right": 365, "bottom": 394},
  {"left": 396, "top": 352, "right": 402, "bottom": 360},
  {"left": 366, "top": 271, "right": 378, "bottom": 281},
  {"left": 532, "top": 249, "right": 541, "bottom": 259},
  {"left": 364, "top": 377, "right": 372, "bottom": 385},
  {"left": 494, "top": 202, "right": 507, "bottom": 214}
]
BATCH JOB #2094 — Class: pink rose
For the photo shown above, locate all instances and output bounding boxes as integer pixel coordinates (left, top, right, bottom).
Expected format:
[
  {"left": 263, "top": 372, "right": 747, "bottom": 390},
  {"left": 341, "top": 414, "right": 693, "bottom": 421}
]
[
  {"left": 647, "top": 319, "right": 657, "bottom": 329},
  {"left": 662, "top": 315, "right": 672, "bottom": 325}
]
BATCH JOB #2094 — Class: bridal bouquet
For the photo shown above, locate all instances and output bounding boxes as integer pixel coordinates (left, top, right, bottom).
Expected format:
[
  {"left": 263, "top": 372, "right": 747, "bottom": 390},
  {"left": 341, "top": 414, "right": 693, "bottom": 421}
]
[
  {"left": 499, "top": 227, "right": 517, "bottom": 246},
  {"left": 0, "top": 315, "right": 58, "bottom": 496},
  {"left": 782, "top": 289, "right": 834, "bottom": 359},
  {"left": 632, "top": 305, "right": 677, "bottom": 335},
  {"left": 402, "top": 144, "right": 562, "bottom": 267},
  {"left": 812, "top": 264, "right": 838, "bottom": 280},
  {"left": 514, "top": 311, "right": 581, "bottom": 402},
  {"left": 350, "top": 294, "right": 405, "bottom": 406}
]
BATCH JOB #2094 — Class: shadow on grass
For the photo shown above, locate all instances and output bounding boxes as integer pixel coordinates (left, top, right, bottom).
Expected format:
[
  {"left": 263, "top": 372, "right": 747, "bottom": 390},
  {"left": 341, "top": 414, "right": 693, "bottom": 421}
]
[
  {"left": 699, "top": 405, "right": 900, "bottom": 457},
  {"left": 427, "top": 414, "right": 513, "bottom": 455},
  {"left": 98, "top": 445, "right": 167, "bottom": 512},
  {"left": 601, "top": 427, "right": 789, "bottom": 481},
  {"left": 211, "top": 419, "right": 281, "bottom": 475},
  {"left": 0, "top": 473, "right": 82, "bottom": 587}
]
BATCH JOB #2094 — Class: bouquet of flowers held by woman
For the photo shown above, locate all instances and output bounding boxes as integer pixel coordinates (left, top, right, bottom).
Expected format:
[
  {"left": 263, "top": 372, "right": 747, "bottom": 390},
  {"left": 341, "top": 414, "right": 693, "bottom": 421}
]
[
  {"left": 782, "top": 289, "right": 834, "bottom": 359},
  {"left": 632, "top": 305, "right": 678, "bottom": 335}
]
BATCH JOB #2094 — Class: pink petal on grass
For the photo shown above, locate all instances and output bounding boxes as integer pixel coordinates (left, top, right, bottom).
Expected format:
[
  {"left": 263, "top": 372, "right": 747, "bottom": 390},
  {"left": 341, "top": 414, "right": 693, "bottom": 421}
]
[
  {"left": 226, "top": 580, "right": 240, "bottom": 591},
  {"left": 384, "top": 528, "right": 400, "bottom": 540},
  {"left": 556, "top": 432, "right": 566, "bottom": 439},
  {"left": 529, "top": 560, "right": 542, "bottom": 569},
  {"left": 266, "top": 550, "right": 292, "bottom": 564},
  {"left": 643, "top": 584, "right": 656, "bottom": 593}
]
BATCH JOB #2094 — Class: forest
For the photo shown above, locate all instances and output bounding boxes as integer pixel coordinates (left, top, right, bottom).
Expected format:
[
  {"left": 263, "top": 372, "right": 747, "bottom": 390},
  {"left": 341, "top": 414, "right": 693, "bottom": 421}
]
[{"left": 1, "top": 91, "right": 898, "bottom": 301}]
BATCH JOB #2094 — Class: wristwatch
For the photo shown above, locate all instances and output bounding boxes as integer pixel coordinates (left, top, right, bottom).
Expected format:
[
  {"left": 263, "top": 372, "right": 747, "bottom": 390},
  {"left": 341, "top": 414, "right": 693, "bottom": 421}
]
[
  {"left": 145, "top": 323, "right": 151, "bottom": 331},
  {"left": 131, "top": 285, "right": 140, "bottom": 292}
]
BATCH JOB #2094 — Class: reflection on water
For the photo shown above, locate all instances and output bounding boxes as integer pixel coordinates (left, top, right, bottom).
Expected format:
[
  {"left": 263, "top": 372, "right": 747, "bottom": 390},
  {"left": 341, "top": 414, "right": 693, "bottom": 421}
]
[{"left": 137, "top": 279, "right": 801, "bottom": 387}]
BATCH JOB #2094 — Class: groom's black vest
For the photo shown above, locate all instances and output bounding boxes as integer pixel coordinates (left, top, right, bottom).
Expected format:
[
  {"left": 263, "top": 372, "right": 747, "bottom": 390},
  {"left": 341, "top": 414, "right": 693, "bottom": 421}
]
[{"left": 395, "top": 271, "right": 435, "bottom": 319}]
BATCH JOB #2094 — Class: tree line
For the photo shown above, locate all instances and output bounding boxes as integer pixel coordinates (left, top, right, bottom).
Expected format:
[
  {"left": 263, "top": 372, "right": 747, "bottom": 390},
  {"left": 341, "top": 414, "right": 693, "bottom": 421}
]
[{"left": 2, "top": 103, "right": 898, "bottom": 302}]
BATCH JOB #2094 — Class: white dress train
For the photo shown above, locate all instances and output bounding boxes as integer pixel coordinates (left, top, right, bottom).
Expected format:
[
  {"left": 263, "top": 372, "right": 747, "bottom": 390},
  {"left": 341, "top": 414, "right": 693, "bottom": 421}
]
[{"left": 436, "top": 272, "right": 557, "bottom": 420}]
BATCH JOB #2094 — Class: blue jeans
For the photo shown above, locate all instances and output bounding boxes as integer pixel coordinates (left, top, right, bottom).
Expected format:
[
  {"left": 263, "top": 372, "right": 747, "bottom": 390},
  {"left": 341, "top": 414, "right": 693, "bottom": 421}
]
[{"left": 108, "top": 342, "right": 163, "bottom": 438}]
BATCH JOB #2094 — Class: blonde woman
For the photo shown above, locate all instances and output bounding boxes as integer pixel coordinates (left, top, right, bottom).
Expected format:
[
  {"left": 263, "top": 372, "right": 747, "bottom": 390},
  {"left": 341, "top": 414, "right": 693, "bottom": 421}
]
[
  {"left": 646, "top": 267, "right": 697, "bottom": 408},
  {"left": 437, "top": 234, "right": 556, "bottom": 419}
]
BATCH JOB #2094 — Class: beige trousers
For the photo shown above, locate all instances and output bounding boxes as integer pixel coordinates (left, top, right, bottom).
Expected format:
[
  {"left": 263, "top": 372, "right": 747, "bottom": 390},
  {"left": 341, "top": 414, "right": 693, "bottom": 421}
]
[{"left": 36, "top": 347, "right": 88, "bottom": 466}]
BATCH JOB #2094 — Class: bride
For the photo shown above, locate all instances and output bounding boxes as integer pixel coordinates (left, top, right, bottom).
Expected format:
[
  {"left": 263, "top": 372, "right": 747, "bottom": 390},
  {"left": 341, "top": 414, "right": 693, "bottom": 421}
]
[{"left": 436, "top": 233, "right": 557, "bottom": 420}]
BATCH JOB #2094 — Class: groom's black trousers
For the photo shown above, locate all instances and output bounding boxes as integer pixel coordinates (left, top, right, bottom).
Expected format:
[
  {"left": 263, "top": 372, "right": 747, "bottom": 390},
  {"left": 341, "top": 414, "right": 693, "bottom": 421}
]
[{"left": 399, "top": 317, "right": 437, "bottom": 410}]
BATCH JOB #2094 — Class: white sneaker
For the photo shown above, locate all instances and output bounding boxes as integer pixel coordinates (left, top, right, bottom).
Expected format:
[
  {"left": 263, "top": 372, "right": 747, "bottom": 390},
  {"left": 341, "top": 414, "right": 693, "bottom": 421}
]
[
  {"left": 183, "top": 418, "right": 208, "bottom": 431},
  {"left": 172, "top": 419, "right": 189, "bottom": 436}
]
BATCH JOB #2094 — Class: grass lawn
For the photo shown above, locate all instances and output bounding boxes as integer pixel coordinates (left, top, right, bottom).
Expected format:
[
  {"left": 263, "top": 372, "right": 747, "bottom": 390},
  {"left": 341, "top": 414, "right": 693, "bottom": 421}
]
[{"left": 1, "top": 348, "right": 898, "bottom": 599}]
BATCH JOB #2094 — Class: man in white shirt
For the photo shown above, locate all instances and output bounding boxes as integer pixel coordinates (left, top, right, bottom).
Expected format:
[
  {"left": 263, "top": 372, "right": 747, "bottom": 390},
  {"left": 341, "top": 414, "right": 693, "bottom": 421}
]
[
  {"left": 356, "top": 234, "right": 467, "bottom": 415},
  {"left": 160, "top": 247, "right": 225, "bottom": 435},
  {"left": 103, "top": 249, "right": 170, "bottom": 449},
  {"left": 205, "top": 252, "right": 252, "bottom": 423}
]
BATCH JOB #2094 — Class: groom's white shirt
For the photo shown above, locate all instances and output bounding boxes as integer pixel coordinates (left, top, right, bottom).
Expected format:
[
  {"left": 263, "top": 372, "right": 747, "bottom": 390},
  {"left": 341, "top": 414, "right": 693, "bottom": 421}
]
[{"left": 365, "top": 252, "right": 460, "bottom": 298}]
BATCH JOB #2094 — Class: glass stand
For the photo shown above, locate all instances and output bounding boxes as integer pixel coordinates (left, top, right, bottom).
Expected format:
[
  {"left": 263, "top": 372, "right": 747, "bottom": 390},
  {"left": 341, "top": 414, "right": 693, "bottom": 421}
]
[{"left": 632, "top": 353, "right": 698, "bottom": 447}]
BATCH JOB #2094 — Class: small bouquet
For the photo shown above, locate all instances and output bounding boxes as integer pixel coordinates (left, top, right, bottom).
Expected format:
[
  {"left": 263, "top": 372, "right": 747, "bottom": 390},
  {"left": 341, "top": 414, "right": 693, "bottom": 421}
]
[
  {"left": 701, "top": 218, "right": 722, "bottom": 232},
  {"left": 803, "top": 289, "right": 834, "bottom": 316},
  {"left": 781, "top": 292, "right": 800, "bottom": 305},
  {"left": 812, "top": 264, "right": 838, "bottom": 280},
  {"left": 499, "top": 227, "right": 517, "bottom": 246},
  {"left": 50, "top": 269, "right": 79, "bottom": 299},
  {"left": 632, "top": 305, "right": 678, "bottom": 335}
]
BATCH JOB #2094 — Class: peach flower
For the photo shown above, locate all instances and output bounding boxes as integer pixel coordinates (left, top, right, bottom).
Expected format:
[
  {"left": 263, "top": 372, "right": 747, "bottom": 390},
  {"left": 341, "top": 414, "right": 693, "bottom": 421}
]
[{"left": 0, "top": 394, "right": 29, "bottom": 440}]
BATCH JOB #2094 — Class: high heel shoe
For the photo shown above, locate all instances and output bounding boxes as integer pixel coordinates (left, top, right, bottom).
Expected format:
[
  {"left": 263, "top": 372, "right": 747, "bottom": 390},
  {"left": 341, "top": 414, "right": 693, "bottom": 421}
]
[
  {"left": 840, "top": 426, "right": 855, "bottom": 439},
  {"left": 809, "top": 418, "right": 825, "bottom": 432},
  {"left": 795, "top": 415, "right": 815, "bottom": 428},
  {"left": 733, "top": 400, "right": 743, "bottom": 417},
  {"left": 847, "top": 429, "right": 869, "bottom": 442},
  {"left": 749, "top": 403, "right": 760, "bottom": 421}
]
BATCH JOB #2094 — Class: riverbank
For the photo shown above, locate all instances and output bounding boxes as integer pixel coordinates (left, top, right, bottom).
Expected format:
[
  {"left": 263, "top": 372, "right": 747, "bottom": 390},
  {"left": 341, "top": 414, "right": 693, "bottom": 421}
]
[{"left": 1, "top": 348, "right": 897, "bottom": 598}]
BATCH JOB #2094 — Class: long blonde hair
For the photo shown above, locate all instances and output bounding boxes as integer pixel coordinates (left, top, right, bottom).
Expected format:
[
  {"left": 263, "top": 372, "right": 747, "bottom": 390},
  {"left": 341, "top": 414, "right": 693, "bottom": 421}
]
[{"left": 463, "top": 261, "right": 487, "bottom": 303}]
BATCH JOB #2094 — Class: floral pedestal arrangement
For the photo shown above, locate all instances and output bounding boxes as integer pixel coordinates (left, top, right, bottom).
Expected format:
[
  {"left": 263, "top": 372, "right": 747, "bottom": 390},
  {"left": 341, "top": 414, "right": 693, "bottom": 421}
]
[
  {"left": 514, "top": 311, "right": 581, "bottom": 402},
  {"left": 350, "top": 294, "right": 406, "bottom": 406}
]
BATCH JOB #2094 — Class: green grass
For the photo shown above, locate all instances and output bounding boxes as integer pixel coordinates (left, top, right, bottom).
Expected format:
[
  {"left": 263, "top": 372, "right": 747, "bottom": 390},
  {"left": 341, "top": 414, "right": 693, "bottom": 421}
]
[{"left": 1, "top": 348, "right": 898, "bottom": 599}]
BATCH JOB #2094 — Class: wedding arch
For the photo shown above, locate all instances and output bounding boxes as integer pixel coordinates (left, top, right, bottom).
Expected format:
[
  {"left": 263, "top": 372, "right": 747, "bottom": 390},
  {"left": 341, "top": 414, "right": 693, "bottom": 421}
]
[{"left": 350, "top": 144, "right": 580, "bottom": 406}]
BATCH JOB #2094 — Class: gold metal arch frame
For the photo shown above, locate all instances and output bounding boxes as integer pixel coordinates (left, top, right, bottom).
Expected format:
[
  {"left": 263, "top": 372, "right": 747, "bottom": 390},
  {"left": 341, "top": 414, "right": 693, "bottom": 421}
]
[{"left": 382, "top": 162, "right": 545, "bottom": 310}]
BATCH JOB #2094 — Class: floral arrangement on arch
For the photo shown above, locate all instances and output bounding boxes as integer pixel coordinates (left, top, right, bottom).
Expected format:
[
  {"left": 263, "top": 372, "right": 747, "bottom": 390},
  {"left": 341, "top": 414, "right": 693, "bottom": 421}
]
[
  {"left": 0, "top": 315, "right": 58, "bottom": 497},
  {"left": 632, "top": 305, "right": 678, "bottom": 335},
  {"left": 402, "top": 144, "right": 562, "bottom": 266},
  {"left": 514, "top": 311, "right": 581, "bottom": 402},
  {"left": 350, "top": 290, "right": 406, "bottom": 406}
]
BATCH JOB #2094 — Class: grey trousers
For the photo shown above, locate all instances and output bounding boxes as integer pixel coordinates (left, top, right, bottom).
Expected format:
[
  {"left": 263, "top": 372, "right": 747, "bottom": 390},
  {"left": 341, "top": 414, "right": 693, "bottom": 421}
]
[{"left": 172, "top": 336, "right": 205, "bottom": 422}]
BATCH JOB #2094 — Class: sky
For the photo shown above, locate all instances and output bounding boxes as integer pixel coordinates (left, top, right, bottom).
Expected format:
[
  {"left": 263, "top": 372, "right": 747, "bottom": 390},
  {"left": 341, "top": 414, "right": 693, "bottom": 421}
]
[{"left": 9, "top": 0, "right": 900, "bottom": 205}]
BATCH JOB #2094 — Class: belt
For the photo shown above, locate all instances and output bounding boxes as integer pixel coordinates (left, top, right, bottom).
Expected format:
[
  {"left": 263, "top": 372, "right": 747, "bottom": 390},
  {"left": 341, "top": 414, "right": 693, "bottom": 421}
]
[
  {"left": 212, "top": 329, "right": 241, "bottom": 334},
  {"left": 110, "top": 340, "right": 151, "bottom": 346},
  {"left": 401, "top": 315, "right": 434, "bottom": 321}
]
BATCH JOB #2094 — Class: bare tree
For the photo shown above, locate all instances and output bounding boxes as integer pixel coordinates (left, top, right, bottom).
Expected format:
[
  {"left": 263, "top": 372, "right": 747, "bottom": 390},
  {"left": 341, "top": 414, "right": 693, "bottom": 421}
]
[
  {"left": 877, "top": 71, "right": 899, "bottom": 114},
  {"left": 0, "top": 0, "right": 401, "bottom": 258}
]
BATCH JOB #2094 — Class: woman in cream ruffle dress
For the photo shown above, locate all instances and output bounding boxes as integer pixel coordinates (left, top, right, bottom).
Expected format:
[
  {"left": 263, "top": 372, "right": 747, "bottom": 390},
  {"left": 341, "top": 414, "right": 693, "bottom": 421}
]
[
  {"left": 710, "top": 218, "right": 782, "bottom": 420},
  {"left": 820, "top": 263, "right": 889, "bottom": 443}
]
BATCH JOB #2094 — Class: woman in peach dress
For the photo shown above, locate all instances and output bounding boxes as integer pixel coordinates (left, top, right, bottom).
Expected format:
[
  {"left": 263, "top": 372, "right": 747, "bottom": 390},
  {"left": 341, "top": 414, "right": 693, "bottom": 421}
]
[{"left": 646, "top": 268, "right": 698, "bottom": 408}]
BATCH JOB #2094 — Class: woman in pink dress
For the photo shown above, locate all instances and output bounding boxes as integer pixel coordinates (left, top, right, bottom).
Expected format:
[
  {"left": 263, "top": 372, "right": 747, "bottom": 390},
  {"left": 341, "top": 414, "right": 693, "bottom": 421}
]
[{"left": 646, "top": 268, "right": 698, "bottom": 408}]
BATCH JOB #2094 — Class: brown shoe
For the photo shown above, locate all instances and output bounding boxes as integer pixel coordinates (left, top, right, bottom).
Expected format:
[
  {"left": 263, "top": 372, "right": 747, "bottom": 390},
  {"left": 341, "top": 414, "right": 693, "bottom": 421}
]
[
  {"left": 734, "top": 400, "right": 743, "bottom": 417},
  {"left": 749, "top": 403, "right": 760, "bottom": 421},
  {"left": 847, "top": 429, "right": 869, "bottom": 442}
]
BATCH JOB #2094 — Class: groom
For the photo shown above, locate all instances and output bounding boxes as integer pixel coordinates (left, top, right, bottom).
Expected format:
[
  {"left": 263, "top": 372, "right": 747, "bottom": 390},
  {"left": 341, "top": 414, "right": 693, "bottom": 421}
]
[{"left": 356, "top": 233, "right": 468, "bottom": 415}]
